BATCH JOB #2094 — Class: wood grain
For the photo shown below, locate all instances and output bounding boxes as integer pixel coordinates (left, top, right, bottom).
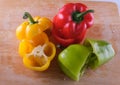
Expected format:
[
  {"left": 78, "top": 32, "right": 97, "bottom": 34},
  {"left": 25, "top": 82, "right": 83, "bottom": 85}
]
[{"left": 0, "top": 0, "right": 120, "bottom": 85}]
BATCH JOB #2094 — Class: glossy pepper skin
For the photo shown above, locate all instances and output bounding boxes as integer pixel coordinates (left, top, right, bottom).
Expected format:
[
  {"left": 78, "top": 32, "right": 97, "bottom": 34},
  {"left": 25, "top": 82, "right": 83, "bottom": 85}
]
[
  {"left": 16, "top": 12, "right": 56, "bottom": 71},
  {"left": 58, "top": 39, "right": 115, "bottom": 81},
  {"left": 16, "top": 12, "right": 52, "bottom": 43},
  {"left": 58, "top": 44, "right": 91, "bottom": 81},
  {"left": 84, "top": 38, "right": 115, "bottom": 69},
  {"left": 22, "top": 41, "right": 56, "bottom": 71},
  {"left": 52, "top": 3, "right": 94, "bottom": 47}
]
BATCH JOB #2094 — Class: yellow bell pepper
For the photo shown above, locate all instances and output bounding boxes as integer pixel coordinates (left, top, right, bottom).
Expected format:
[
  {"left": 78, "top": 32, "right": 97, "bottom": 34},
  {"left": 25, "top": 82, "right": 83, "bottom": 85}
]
[
  {"left": 16, "top": 12, "right": 52, "bottom": 41},
  {"left": 18, "top": 35, "right": 56, "bottom": 71},
  {"left": 16, "top": 12, "right": 56, "bottom": 71},
  {"left": 23, "top": 42, "right": 56, "bottom": 71}
]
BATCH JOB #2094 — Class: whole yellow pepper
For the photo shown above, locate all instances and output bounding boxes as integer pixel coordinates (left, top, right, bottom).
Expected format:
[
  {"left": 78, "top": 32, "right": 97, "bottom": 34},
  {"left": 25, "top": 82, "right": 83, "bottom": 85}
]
[
  {"left": 16, "top": 12, "right": 56, "bottom": 71},
  {"left": 16, "top": 12, "right": 52, "bottom": 41}
]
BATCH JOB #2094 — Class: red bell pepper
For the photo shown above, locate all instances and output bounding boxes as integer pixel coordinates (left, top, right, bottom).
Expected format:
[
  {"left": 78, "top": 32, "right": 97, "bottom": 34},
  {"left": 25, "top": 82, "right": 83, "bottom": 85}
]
[{"left": 52, "top": 3, "right": 94, "bottom": 47}]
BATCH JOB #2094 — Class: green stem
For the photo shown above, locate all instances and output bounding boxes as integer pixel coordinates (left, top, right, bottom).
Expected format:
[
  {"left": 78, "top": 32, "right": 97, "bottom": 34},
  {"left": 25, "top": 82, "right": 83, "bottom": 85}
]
[
  {"left": 23, "top": 12, "right": 37, "bottom": 24},
  {"left": 77, "top": 10, "right": 94, "bottom": 18},
  {"left": 72, "top": 9, "right": 94, "bottom": 23}
]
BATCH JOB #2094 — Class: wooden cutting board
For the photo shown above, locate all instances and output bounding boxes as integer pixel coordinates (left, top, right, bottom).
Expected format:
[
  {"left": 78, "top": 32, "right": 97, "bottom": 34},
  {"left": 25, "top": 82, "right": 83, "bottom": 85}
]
[{"left": 0, "top": 0, "right": 120, "bottom": 85}]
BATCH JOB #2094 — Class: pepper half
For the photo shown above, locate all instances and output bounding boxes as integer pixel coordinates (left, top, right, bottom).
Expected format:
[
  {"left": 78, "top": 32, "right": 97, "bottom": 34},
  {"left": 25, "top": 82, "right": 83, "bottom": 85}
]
[
  {"left": 84, "top": 38, "right": 115, "bottom": 69},
  {"left": 52, "top": 3, "right": 94, "bottom": 47},
  {"left": 58, "top": 44, "right": 91, "bottom": 81},
  {"left": 58, "top": 39, "right": 115, "bottom": 81},
  {"left": 23, "top": 42, "right": 56, "bottom": 71}
]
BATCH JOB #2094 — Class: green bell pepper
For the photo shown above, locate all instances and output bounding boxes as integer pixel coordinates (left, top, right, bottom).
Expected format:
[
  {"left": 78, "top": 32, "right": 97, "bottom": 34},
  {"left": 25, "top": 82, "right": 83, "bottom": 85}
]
[
  {"left": 84, "top": 38, "right": 115, "bottom": 69},
  {"left": 58, "top": 38, "right": 115, "bottom": 81},
  {"left": 58, "top": 44, "right": 91, "bottom": 81}
]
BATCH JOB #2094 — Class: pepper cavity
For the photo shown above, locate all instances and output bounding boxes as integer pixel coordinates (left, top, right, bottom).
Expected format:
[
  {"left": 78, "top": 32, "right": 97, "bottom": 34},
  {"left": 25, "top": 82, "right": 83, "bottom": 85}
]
[{"left": 26, "top": 44, "right": 48, "bottom": 66}]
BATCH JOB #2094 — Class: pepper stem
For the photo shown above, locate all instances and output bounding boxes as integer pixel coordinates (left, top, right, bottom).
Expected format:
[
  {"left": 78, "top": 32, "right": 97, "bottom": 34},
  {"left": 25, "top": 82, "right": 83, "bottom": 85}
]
[
  {"left": 72, "top": 9, "right": 94, "bottom": 23},
  {"left": 77, "top": 10, "right": 94, "bottom": 18},
  {"left": 23, "top": 12, "right": 37, "bottom": 24}
]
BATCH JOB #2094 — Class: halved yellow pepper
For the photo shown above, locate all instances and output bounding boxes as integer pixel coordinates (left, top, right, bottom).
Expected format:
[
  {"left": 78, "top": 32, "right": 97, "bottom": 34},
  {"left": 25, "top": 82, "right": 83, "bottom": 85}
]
[{"left": 23, "top": 42, "right": 56, "bottom": 71}]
